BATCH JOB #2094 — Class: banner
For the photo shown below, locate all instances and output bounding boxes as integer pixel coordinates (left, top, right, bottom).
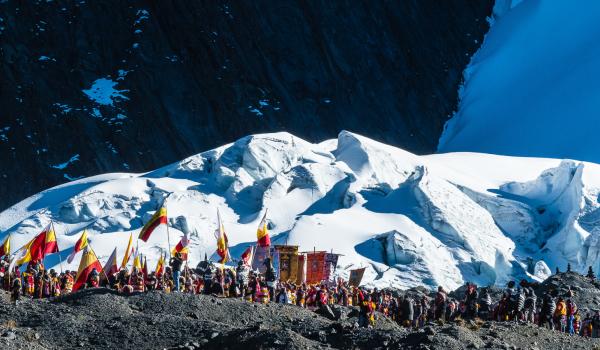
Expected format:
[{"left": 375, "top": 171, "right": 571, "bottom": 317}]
[
  {"left": 348, "top": 267, "right": 366, "bottom": 287},
  {"left": 252, "top": 245, "right": 271, "bottom": 273},
  {"left": 305, "top": 251, "right": 326, "bottom": 285},
  {"left": 323, "top": 253, "right": 339, "bottom": 284},
  {"left": 274, "top": 245, "right": 299, "bottom": 282}
]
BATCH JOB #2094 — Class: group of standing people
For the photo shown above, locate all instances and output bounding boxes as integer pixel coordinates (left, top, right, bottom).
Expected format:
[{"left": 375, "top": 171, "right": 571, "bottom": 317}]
[
  {"left": 3, "top": 255, "right": 600, "bottom": 337},
  {"left": 384, "top": 280, "right": 600, "bottom": 337}
]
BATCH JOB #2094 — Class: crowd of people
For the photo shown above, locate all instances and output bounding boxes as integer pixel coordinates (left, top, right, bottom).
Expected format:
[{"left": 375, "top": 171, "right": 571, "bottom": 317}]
[{"left": 2, "top": 253, "right": 600, "bottom": 337}]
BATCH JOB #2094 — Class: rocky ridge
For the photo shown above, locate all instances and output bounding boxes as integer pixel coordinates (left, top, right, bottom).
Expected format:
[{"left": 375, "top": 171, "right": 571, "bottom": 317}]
[{"left": 1, "top": 272, "right": 600, "bottom": 349}]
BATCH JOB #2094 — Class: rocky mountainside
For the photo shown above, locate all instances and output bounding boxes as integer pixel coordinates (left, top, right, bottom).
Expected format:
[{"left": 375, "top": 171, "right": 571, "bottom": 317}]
[
  {"left": 1, "top": 280, "right": 599, "bottom": 350},
  {"left": 0, "top": 0, "right": 493, "bottom": 210}
]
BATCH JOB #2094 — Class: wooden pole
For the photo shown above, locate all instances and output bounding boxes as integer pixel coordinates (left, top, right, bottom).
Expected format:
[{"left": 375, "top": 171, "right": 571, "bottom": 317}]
[
  {"left": 166, "top": 219, "right": 172, "bottom": 261},
  {"left": 163, "top": 199, "right": 172, "bottom": 261}
]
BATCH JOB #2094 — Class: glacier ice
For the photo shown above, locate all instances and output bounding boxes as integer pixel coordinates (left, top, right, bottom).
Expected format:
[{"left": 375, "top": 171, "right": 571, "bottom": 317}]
[{"left": 2, "top": 132, "right": 600, "bottom": 291}]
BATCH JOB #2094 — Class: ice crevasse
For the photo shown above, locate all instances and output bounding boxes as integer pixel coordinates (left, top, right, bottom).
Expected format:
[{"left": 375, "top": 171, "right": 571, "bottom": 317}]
[{"left": 2, "top": 131, "right": 600, "bottom": 291}]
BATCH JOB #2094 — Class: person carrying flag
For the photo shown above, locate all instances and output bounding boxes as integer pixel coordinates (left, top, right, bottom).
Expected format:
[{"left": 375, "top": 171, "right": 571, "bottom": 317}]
[{"left": 169, "top": 252, "right": 183, "bottom": 292}]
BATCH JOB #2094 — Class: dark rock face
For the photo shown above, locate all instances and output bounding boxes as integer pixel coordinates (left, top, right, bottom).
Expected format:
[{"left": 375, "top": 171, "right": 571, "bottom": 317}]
[{"left": 0, "top": 0, "right": 493, "bottom": 210}]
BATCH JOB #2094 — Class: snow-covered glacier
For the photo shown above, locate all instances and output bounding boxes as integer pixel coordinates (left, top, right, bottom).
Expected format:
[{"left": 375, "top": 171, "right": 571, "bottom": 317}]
[
  {"left": 438, "top": 1, "right": 600, "bottom": 163},
  {"left": 2, "top": 131, "right": 600, "bottom": 291}
]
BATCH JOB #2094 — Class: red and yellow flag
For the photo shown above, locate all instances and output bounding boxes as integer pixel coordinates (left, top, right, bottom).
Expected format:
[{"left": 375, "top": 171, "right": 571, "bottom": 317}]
[
  {"left": 155, "top": 253, "right": 165, "bottom": 277},
  {"left": 15, "top": 224, "right": 58, "bottom": 266},
  {"left": 240, "top": 246, "right": 254, "bottom": 266},
  {"left": 73, "top": 247, "right": 103, "bottom": 292},
  {"left": 43, "top": 225, "right": 59, "bottom": 256},
  {"left": 256, "top": 211, "right": 270, "bottom": 247},
  {"left": 13, "top": 235, "right": 42, "bottom": 266},
  {"left": 214, "top": 210, "right": 229, "bottom": 264},
  {"left": 171, "top": 233, "right": 189, "bottom": 260},
  {"left": 67, "top": 230, "right": 89, "bottom": 263},
  {"left": 120, "top": 233, "right": 133, "bottom": 269},
  {"left": 138, "top": 207, "right": 167, "bottom": 242},
  {"left": 0, "top": 235, "right": 10, "bottom": 258}
]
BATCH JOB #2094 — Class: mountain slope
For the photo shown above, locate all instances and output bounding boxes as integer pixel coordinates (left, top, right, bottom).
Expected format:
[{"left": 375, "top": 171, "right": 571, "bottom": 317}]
[
  {"left": 0, "top": 0, "right": 493, "bottom": 210},
  {"left": 439, "top": 1, "right": 600, "bottom": 163},
  {"left": 3, "top": 131, "right": 600, "bottom": 290}
]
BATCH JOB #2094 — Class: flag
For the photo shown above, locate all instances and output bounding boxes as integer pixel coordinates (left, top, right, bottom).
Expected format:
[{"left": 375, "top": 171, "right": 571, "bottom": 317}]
[
  {"left": 171, "top": 233, "right": 189, "bottom": 260},
  {"left": 0, "top": 235, "right": 10, "bottom": 258},
  {"left": 240, "top": 246, "right": 254, "bottom": 265},
  {"left": 251, "top": 245, "right": 270, "bottom": 273},
  {"left": 120, "top": 233, "right": 133, "bottom": 269},
  {"left": 348, "top": 267, "right": 366, "bottom": 287},
  {"left": 103, "top": 247, "right": 119, "bottom": 277},
  {"left": 15, "top": 224, "right": 56, "bottom": 266},
  {"left": 155, "top": 253, "right": 165, "bottom": 277},
  {"left": 43, "top": 224, "right": 59, "bottom": 256},
  {"left": 138, "top": 207, "right": 167, "bottom": 242},
  {"left": 142, "top": 256, "right": 148, "bottom": 278},
  {"left": 132, "top": 250, "right": 142, "bottom": 270},
  {"left": 256, "top": 211, "right": 270, "bottom": 247},
  {"left": 67, "top": 230, "right": 89, "bottom": 264},
  {"left": 15, "top": 234, "right": 44, "bottom": 266},
  {"left": 9, "top": 235, "right": 32, "bottom": 272},
  {"left": 73, "top": 247, "right": 103, "bottom": 292},
  {"left": 214, "top": 210, "right": 229, "bottom": 264}
]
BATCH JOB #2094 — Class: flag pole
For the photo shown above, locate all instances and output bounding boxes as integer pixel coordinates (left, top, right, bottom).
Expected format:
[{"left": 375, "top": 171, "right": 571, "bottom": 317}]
[
  {"left": 166, "top": 207, "right": 172, "bottom": 261},
  {"left": 5, "top": 233, "right": 12, "bottom": 291},
  {"left": 161, "top": 193, "right": 172, "bottom": 262},
  {"left": 250, "top": 245, "right": 256, "bottom": 267},
  {"left": 217, "top": 208, "right": 225, "bottom": 270}
]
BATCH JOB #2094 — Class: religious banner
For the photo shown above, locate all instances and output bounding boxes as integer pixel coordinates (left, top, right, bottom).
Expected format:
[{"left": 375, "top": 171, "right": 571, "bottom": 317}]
[
  {"left": 252, "top": 245, "right": 271, "bottom": 273},
  {"left": 348, "top": 267, "right": 366, "bottom": 287},
  {"left": 274, "top": 245, "right": 299, "bottom": 282},
  {"left": 323, "top": 253, "right": 340, "bottom": 285},
  {"left": 305, "top": 251, "right": 326, "bottom": 285}
]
